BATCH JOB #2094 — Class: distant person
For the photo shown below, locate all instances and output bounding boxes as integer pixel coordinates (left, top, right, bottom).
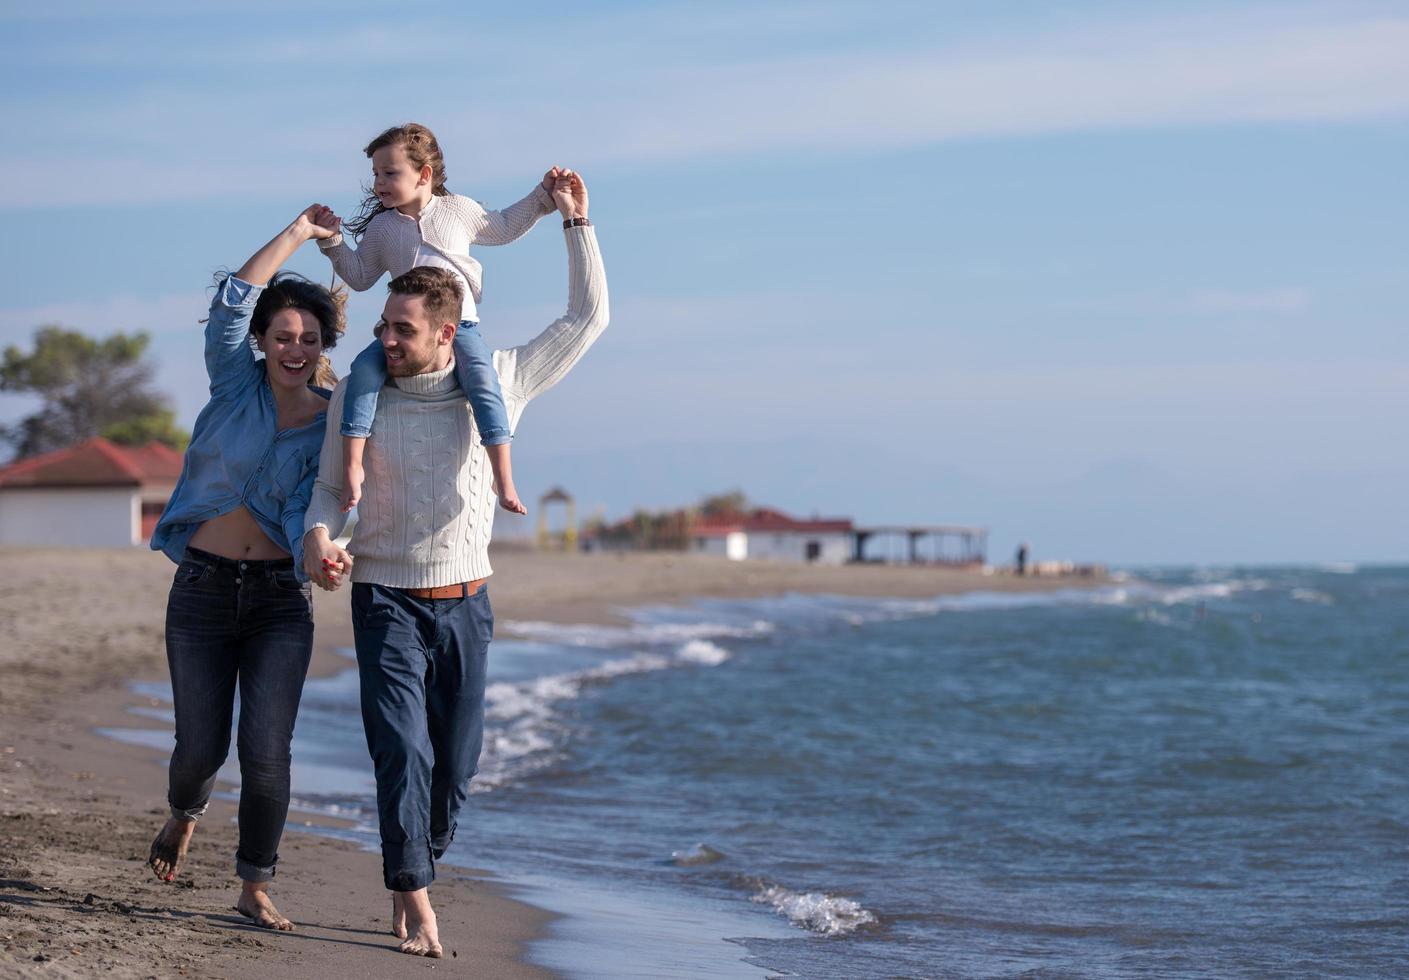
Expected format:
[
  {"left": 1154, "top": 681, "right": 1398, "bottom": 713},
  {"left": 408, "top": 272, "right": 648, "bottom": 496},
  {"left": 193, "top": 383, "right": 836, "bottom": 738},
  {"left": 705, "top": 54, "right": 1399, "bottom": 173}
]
[
  {"left": 303, "top": 172, "right": 606, "bottom": 958},
  {"left": 146, "top": 208, "right": 354, "bottom": 931},
  {"left": 311, "top": 121, "right": 565, "bottom": 517},
  {"left": 1016, "top": 542, "right": 1029, "bottom": 576}
]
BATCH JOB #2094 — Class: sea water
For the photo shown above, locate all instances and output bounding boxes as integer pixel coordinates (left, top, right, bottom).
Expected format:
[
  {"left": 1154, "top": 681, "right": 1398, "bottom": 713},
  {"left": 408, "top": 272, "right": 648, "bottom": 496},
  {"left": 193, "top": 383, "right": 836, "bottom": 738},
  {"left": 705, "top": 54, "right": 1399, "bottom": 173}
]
[{"left": 109, "top": 566, "right": 1409, "bottom": 978}]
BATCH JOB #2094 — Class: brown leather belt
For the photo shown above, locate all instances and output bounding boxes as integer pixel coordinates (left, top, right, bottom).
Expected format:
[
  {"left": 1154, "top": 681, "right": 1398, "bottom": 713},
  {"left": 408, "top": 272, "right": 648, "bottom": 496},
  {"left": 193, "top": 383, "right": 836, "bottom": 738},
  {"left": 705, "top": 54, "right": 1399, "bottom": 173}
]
[{"left": 399, "top": 578, "right": 487, "bottom": 600}]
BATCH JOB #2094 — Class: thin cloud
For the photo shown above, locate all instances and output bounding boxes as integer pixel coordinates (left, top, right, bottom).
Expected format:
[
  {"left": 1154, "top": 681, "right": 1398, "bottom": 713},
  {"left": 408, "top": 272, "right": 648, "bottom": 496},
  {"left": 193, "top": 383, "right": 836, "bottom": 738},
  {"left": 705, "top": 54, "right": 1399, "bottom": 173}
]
[
  {"left": 1190, "top": 288, "right": 1312, "bottom": 315},
  {"left": 4, "top": 7, "right": 1408, "bottom": 208},
  {"left": 0, "top": 292, "right": 209, "bottom": 344}
]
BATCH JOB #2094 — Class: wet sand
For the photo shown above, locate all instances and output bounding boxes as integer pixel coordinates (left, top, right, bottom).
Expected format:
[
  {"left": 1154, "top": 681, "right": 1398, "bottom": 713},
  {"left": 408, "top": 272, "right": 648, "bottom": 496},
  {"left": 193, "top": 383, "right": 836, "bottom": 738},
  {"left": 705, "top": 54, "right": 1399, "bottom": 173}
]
[{"left": 0, "top": 546, "right": 1105, "bottom": 977}]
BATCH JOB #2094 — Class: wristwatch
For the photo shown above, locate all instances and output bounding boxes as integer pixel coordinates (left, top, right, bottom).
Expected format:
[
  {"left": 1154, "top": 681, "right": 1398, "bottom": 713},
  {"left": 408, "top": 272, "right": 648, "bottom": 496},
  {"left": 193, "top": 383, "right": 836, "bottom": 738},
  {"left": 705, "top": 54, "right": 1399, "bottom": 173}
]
[{"left": 563, "top": 217, "right": 592, "bottom": 229}]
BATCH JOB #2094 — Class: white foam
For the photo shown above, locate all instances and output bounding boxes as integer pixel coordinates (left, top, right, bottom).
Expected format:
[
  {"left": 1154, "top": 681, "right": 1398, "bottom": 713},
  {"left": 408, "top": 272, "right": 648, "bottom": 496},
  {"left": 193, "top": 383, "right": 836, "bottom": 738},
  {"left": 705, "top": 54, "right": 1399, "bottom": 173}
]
[
  {"left": 676, "top": 639, "right": 732, "bottom": 665},
  {"left": 475, "top": 642, "right": 734, "bottom": 791},
  {"left": 1291, "top": 588, "right": 1334, "bottom": 605},
  {"left": 1158, "top": 579, "right": 1268, "bottom": 606},
  {"left": 750, "top": 883, "right": 878, "bottom": 936},
  {"left": 1319, "top": 562, "right": 1358, "bottom": 574},
  {"left": 780, "top": 586, "right": 1144, "bottom": 629},
  {"left": 1137, "top": 608, "right": 1176, "bottom": 627},
  {"left": 502, "top": 619, "right": 773, "bottom": 648},
  {"left": 669, "top": 843, "right": 726, "bottom": 866}
]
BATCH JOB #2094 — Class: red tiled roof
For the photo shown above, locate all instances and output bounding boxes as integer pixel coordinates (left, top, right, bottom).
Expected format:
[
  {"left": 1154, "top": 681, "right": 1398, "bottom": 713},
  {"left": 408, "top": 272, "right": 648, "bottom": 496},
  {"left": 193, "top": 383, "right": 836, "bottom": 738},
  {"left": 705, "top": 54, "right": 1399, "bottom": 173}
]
[
  {"left": 691, "top": 522, "right": 744, "bottom": 537},
  {"left": 692, "top": 507, "right": 853, "bottom": 536},
  {"left": 0, "top": 437, "right": 184, "bottom": 489}
]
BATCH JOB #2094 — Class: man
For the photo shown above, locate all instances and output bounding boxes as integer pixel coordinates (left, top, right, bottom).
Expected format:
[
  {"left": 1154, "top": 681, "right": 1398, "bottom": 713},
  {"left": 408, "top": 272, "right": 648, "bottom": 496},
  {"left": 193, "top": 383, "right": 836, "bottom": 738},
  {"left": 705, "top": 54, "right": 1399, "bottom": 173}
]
[{"left": 302, "top": 173, "right": 604, "bottom": 958}]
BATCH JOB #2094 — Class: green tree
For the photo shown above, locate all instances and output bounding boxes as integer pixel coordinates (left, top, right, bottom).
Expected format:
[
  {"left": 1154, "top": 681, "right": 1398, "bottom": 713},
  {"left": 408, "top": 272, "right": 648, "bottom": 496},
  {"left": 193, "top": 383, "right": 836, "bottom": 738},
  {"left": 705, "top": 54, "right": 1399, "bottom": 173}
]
[
  {"left": 0, "top": 325, "right": 190, "bottom": 458},
  {"left": 102, "top": 408, "right": 191, "bottom": 452},
  {"left": 699, "top": 490, "right": 748, "bottom": 518}
]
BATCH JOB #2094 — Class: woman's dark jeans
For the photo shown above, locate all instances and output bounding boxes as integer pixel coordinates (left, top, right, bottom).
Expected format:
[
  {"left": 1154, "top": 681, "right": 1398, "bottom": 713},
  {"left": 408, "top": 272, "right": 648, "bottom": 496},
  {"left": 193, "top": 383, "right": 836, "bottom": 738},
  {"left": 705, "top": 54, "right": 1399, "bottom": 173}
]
[{"left": 164, "top": 546, "right": 314, "bottom": 882}]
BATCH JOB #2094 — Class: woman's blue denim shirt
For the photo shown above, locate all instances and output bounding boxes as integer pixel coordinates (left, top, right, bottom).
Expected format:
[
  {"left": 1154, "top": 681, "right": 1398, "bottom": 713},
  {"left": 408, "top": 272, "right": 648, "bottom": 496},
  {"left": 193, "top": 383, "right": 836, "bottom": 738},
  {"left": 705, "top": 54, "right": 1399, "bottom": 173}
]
[{"left": 151, "top": 275, "right": 329, "bottom": 580}]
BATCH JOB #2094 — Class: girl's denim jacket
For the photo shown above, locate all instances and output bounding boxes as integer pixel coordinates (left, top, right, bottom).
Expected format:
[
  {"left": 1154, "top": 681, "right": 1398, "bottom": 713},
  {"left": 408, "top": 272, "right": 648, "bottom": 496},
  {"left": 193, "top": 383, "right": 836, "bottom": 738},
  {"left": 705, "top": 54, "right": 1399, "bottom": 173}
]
[{"left": 150, "top": 275, "right": 329, "bottom": 580}]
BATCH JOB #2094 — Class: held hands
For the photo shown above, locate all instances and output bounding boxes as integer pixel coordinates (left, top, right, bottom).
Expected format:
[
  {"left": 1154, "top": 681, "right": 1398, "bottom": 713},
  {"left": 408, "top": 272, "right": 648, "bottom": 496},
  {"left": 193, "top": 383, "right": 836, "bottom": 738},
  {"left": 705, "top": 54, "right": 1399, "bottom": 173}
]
[
  {"left": 539, "top": 165, "right": 587, "bottom": 218},
  {"left": 541, "top": 165, "right": 580, "bottom": 194},
  {"left": 295, "top": 204, "right": 342, "bottom": 242},
  {"left": 303, "top": 527, "right": 353, "bottom": 591},
  {"left": 552, "top": 172, "right": 588, "bottom": 220}
]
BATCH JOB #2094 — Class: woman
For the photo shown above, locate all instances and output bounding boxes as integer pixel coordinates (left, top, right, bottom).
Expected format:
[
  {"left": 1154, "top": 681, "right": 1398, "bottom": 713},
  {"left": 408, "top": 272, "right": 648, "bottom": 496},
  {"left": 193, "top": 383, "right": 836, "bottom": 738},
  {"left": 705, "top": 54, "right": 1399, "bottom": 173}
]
[{"left": 147, "top": 206, "right": 353, "bottom": 931}]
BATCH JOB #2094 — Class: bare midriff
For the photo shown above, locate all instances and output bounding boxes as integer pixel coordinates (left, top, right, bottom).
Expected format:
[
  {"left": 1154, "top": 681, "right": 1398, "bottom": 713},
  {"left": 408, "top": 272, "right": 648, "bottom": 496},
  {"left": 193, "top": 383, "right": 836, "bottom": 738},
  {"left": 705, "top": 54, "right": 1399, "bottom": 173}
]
[{"left": 188, "top": 505, "right": 291, "bottom": 561}]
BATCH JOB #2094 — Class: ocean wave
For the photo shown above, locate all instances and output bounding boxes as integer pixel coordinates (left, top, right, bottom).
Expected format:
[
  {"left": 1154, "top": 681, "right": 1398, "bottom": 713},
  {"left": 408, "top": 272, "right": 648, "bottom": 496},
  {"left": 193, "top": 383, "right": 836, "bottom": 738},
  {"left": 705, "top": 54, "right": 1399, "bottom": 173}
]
[
  {"left": 1137, "top": 608, "right": 1176, "bottom": 627},
  {"left": 669, "top": 843, "right": 727, "bottom": 866},
  {"left": 476, "top": 640, "right": 735, "bottom": 791},
  {"left": 1319, "top": 562, "right": 1358, "bottom": 574},
  {"left": 1158, "top": 579, "right": 1269, "bottom": 606},
  {"left": 1290, "top": 588, "right": 1335, "bottom": 605},
  {"left": 676, "top": 639, "right": 732, "bottom": 665},
  {"left": 501, "top": 618, "right": 773, "bottom": 648},
  {"left": 785, "top": 586, "right": 1149, "bottom": 627},
  {"left": 750, "top": 882, "right": 878, "bottom": 936}
]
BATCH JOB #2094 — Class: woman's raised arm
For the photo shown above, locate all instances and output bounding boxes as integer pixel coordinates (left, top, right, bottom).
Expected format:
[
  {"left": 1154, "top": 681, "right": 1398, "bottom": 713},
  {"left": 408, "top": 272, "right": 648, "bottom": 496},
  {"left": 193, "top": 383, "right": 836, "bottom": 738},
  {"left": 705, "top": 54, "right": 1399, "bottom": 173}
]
[
  {"left": 235, "top": 205, "right": 338, "bottom": 285},
  {"left": 205, "top": 207, "right": 338, "bottom": 398}
]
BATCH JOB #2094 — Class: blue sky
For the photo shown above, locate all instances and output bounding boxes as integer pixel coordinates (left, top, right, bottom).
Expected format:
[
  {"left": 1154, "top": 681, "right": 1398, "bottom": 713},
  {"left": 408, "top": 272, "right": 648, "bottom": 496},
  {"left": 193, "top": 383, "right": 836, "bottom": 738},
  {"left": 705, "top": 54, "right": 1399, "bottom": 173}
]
[{"left": 1, "top": 1, "right": 1405, "bottom": 563}]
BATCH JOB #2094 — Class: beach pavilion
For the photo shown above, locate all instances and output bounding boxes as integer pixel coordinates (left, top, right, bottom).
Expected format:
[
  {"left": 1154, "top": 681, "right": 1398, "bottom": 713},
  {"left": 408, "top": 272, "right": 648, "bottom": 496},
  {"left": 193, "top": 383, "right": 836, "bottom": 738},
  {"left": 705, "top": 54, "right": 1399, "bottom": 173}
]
[{"left": 689, "top": 508, "right": 855, "bottom": 564}]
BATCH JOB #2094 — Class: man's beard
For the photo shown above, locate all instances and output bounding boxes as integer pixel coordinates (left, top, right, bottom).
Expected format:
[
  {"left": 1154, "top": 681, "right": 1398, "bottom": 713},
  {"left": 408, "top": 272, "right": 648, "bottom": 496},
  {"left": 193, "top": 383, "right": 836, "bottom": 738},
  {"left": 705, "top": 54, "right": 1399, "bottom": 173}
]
[{"left": 385, "top": 347, "right": 438, "bottom": 376}]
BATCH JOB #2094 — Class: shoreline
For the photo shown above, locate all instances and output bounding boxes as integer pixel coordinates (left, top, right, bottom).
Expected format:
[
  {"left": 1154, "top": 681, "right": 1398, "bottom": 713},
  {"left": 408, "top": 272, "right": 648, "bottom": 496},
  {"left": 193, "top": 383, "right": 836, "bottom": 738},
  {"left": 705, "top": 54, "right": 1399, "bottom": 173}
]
[{"left": 0, "top": 547, "right": 1111, "bottom": 977}]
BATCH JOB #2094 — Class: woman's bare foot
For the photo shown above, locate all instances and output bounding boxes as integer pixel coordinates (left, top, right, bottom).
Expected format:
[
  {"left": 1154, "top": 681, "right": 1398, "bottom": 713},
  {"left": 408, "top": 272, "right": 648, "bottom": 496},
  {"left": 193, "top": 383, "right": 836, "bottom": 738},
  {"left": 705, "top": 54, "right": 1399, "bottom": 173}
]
[
  {"left": 396, "top": 888, "right": 442, "bottom": 958},
  {"left": 390, "top": 891, "right": 408, "bottom": 939},
  {"left": 147, "top": 816, "right": 196, "bottom": 883},
  {"left": 235, "top": 882, "right": 295, "bottom": 931}
]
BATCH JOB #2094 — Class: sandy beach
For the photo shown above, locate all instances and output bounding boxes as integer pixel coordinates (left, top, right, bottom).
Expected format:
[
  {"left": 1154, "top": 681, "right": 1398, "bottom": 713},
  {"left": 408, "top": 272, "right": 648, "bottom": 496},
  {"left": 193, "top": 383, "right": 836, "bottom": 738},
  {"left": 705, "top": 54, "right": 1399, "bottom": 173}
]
[{"left": 0, "top": 546, "right": 1106, "bottom": 977}]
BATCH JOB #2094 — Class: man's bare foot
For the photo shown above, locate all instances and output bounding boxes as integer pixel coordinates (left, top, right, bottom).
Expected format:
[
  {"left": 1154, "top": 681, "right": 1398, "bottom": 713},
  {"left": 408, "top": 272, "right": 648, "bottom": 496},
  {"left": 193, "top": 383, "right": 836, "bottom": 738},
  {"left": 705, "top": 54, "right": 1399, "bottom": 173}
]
[
  {"left": 235, "top": 882, "right": 295, "bottom": 931},
  {"left": 390, "top": 891, "right": 408, "bottom": 939},
  {"left": 396, "top": 888, "right": 442, "bottom": 958},
  {"left": 148, "top": 816, "right": 196, "bottom": 882}
]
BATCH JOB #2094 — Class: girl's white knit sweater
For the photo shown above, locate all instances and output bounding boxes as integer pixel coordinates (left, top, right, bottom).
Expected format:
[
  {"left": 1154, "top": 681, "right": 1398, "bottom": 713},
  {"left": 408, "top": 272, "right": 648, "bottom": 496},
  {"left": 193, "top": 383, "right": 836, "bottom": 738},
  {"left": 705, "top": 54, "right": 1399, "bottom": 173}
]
[
  {"left": 305, "top": 225, "right": 608, "bottom": 588},
  {"left": 317, "top": 185, "right": 556, "bottom": 322}
]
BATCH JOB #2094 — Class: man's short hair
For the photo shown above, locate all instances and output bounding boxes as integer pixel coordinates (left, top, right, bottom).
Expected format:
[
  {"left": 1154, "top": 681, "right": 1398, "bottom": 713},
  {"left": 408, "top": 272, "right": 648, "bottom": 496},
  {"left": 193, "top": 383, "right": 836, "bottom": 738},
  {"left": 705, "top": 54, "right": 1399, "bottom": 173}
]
[{"left": 387, "top": 267, "right": 464, "bottom": 329}]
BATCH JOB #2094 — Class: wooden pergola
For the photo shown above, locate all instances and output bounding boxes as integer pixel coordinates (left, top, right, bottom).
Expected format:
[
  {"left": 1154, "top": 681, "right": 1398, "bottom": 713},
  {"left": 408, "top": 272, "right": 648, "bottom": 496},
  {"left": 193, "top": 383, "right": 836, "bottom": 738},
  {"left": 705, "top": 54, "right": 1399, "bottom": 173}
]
[
  {"left": 852, "top": 525, "right": 987, "bottom": 566},
  {"left": 536, "top": 486, "right": 577, "bottom": 551}
]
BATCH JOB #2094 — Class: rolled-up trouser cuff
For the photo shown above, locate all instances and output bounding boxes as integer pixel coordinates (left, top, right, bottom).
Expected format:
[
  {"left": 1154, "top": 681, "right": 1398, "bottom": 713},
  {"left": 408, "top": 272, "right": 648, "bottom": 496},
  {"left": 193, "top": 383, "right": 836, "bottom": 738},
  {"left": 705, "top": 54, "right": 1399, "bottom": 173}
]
[
  {"left": 479, "top": 427, "right": 513, "bottom": 446},
  {"left": 170, "top": 802, "right": 208, "bottom": 822},
  {"left": 382, "top": 836, "right": 436, "bottom": 892},
  {"left": 236, "top": 855, "right": 276, "bottom": 883},
  {"left": 431, "top": 828, "right": 455, "bottom": 861}
]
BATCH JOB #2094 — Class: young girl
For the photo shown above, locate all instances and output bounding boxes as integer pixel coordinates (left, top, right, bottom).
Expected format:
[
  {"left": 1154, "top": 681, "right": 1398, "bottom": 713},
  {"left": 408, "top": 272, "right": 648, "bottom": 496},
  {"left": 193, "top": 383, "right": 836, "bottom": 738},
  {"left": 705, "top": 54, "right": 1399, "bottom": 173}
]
[{"left": 314, "top": 123, "right": 561, "bottom": 514}]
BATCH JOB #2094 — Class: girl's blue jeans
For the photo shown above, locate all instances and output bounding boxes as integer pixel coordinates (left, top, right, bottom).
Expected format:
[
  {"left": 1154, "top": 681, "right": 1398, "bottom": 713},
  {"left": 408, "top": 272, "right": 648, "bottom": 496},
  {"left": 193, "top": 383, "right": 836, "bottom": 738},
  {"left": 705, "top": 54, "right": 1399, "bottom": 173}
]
[{"left": 341, "top": 322, "right": 512, "bottom": 446}]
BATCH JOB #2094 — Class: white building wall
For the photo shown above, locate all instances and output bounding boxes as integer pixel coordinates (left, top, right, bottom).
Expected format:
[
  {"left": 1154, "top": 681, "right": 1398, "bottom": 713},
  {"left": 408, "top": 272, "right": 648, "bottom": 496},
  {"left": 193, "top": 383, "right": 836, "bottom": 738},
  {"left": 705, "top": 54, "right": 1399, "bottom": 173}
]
[
  {"left": 740, "top": 531, "right": 851, "bottom": 565},
  {"left": 693, "top": 536, "right": 729, "bottom": 557},
  {"left": 691, "top": 532, "right": 750, "bottom": 561},
  {"left": 0, "top": 488, "right": 140, "bottom": 547}
]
